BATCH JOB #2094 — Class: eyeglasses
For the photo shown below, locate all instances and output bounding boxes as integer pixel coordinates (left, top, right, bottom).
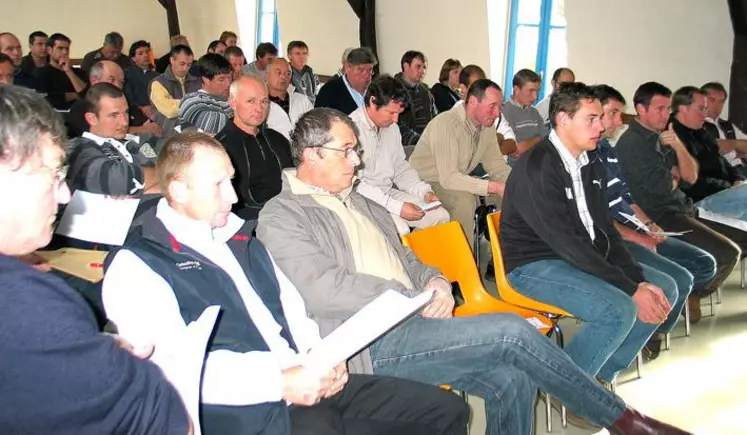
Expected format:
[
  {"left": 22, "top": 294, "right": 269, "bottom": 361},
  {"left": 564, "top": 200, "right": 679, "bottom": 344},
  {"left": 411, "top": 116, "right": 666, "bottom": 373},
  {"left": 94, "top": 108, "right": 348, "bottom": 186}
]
[{"left": 313, "top": 145, "right": 362, "bottom": 162}]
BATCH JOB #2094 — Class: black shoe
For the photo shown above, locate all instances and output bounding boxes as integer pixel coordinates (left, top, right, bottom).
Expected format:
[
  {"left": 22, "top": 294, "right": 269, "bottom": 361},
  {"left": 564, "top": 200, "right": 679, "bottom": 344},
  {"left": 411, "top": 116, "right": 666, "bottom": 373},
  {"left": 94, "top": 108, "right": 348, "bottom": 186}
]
[
  {"left": 485, "top": 260, "right": 495, "bottom": 281},
  {"left": 642, "top": 333, "right": 664, "bottom": 362}
]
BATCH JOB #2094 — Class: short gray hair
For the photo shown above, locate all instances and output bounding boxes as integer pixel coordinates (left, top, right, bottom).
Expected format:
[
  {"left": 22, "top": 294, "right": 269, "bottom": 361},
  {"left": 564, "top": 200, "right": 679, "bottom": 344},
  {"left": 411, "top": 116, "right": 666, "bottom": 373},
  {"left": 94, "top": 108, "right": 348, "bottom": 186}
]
[
  {"left": 229, "top": 74, "right": 267, "bottom": 99},
  {"left": 346, "top": 47, "right": 377, "bottom": 67},
  {"left": 88, "top": 61, "right": 106, "bottom": 82},
  {"left": 0, "top": 85, "right": 66, "bottom": 168},
  {"left": 103, "top": 32, "right": 124, "bottom": 50},
  {"left": 289, "top": 108, "right": 359, "bottom": 166}
]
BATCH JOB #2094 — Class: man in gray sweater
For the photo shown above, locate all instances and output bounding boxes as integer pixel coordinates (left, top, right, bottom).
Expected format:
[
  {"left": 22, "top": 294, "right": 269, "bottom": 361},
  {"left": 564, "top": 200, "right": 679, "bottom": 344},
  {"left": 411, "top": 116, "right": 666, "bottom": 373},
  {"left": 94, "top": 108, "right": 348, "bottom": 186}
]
[{"left": 256, "top": 107, "right": 692, "bottom": 435}]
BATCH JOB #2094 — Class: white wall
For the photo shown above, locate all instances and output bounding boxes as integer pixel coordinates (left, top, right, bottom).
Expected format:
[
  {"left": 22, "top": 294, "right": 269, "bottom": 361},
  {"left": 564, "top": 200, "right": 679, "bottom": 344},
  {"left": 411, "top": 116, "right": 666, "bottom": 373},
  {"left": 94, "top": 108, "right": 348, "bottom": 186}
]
[
  {"left": 565, "top": 0, "right": 733, "bottom": 114},
  {"left": 179, "top": 0, "right": 240, "bottom": 57}
]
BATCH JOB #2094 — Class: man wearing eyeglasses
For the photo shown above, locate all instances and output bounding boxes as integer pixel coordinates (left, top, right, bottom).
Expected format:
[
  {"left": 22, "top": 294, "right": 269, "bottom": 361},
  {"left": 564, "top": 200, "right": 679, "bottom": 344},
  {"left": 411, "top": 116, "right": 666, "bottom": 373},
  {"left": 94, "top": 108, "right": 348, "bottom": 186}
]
[
  {"left": 315, "top": 47, "right": 376, "bottom": 115},
  {"left": 215, "top": 75, "right": 294, "bottom": 220}
]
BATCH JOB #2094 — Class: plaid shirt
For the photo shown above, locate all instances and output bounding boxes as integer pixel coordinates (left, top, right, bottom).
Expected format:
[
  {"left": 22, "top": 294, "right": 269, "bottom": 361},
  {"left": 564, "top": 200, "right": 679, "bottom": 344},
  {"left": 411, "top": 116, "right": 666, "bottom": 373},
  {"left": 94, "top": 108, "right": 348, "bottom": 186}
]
[{"left": 549, "top": 130, "right": 595, "bottom": 241}]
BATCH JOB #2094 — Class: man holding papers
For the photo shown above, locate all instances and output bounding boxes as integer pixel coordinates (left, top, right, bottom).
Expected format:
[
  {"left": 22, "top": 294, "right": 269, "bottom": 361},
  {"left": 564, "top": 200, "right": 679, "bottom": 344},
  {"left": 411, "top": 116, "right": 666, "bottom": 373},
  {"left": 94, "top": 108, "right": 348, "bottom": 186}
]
[
  {"left": 103, "top": 132, "right": 469, "bottom": 435},
  {"left": 351, "top": 75, "right": 449, "bottom": 236},
  {"left": 0, "top": 85, "right": 192, "bottom": 434},
  {"left": 592, "top": 84, "right": 715, "bottom": 348},
  {"left": 257, "top": 108, "right": 691, "bottom": 434}
]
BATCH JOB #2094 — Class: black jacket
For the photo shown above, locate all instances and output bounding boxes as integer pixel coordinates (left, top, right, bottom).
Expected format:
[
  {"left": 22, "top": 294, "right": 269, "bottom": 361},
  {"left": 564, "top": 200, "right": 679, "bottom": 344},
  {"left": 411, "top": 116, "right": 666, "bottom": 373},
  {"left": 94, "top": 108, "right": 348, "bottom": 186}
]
[
  {"left": 314, "top": 75, "right": 359, "bottom": 115},
  {"left": 500, "top": 138, "right": 644, "bottom": 295},
  {"left": 431, "top": 82, "right": 460, "bottom": 113}
]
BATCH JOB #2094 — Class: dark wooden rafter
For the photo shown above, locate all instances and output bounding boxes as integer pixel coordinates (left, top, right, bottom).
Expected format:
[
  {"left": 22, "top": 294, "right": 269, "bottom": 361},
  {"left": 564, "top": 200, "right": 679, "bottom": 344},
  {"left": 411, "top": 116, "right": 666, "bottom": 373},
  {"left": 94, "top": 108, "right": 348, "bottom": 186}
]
[
  {"left": 346, "top": 0, "right": 378, "bottom": 74},
  {"left": 156, "top": 0, "right": 181, "bottom": 37},
  {"left": 727, "top": 0, "right": 747, "bottom": 131}
]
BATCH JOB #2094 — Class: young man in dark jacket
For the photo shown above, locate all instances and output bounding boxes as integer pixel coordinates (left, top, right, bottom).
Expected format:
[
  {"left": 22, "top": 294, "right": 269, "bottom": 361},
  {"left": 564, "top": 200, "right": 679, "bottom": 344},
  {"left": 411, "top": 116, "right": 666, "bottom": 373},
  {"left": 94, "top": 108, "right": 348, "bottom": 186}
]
[{"left": 501, "top": 82, "right": 678, "bottom": 388}]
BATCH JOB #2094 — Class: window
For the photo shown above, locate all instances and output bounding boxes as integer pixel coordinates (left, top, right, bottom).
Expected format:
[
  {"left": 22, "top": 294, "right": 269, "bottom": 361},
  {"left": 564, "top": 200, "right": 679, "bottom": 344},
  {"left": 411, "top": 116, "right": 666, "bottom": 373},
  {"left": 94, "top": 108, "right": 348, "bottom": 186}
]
[
  {"left": 504, "top": 0, "right": 567, "bottom": 100},
  {"left": 256, "top": 0, "right": 280, "bottom": 48}
]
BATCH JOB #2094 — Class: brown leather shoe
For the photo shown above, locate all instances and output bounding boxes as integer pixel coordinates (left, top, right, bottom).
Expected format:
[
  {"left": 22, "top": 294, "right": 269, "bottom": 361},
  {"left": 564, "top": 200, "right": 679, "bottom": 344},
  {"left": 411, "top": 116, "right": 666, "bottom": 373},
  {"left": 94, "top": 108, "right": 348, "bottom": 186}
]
[
  {"left": 687, "top": 295, "right": 702, "bottom": 324},
  {"left": 608, "top": 407, "right": 692, "bottom": 434}
]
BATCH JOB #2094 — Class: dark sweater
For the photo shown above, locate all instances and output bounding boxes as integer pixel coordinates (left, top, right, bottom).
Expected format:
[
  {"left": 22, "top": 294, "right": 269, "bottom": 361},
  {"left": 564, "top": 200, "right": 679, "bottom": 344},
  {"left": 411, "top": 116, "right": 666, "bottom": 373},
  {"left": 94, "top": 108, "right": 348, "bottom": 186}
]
[
  {"left": 34, "top": 65, "right": 87, "bottom": 110},
  {"left": 0, "top": 255, "right": 189, "bottom": 434},
  {"left": 395, "top": 73, "right": 436, "bottom": 146},
  {"left": 215, "top": 123, "right": 294, "bottom": 220},
  {"left": 431, "top": 82, "right": 460, "bottom": 113},
  {"left": 500, "top": 139, "right": 644, "bottom": 295},
  {"left": 314, "top": 74, "right": 359, "bottom": 115}
]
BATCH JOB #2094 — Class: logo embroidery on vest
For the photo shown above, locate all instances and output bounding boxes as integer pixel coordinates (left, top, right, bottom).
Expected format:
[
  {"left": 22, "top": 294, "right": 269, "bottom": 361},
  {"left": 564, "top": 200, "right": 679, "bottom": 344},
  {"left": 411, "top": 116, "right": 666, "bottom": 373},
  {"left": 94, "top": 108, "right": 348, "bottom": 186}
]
[{"left": 176, "top": 260, "right": 202, "bottom": 271}]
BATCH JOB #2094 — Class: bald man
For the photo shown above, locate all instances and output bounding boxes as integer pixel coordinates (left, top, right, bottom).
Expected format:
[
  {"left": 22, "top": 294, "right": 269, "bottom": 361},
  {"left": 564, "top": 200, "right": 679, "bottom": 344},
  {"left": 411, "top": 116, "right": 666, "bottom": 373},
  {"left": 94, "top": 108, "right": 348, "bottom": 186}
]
[
  {"left": 67, "top": 60, "right": 160, "bottom": 137},
  {"left": 215, "top": 75, "right": 294, "bottom": 220},
  {"left": 265, "top": 57, "right": 313, "bottom": 139},
  {"left": 0, "top": 32, "right": 39, "bottom": 90}
]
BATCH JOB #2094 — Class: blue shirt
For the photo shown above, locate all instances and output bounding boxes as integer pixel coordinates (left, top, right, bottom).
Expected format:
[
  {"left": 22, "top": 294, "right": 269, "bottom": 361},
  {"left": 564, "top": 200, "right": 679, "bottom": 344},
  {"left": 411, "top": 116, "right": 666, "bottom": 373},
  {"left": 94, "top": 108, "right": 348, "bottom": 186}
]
[
  {"left": 342, "top": 74, "right": 365, "bottom": 109},
  {"left": 596, "top": 138, "right": 638, "bottom": 228}
]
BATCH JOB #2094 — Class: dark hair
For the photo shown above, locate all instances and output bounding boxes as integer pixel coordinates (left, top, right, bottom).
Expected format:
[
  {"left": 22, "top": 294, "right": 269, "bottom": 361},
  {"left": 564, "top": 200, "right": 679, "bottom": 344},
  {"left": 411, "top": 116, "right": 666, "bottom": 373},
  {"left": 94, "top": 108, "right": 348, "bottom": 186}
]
[
  {"left": 224, "top": 46, "right": 245, "bottom": 59},
  {"left": 255, "top": 42, "right": 278, "bottom": 59},
  {"left": 28, "top": 31, "right": 48, "bottom": 45},
  {"left": 0, "top": 53, "right": 12, "bottom": 66},
  {"left": 103, "top": 32, "right": 124, "bottom": 50},
  {"left": 633, "top": 82, "right": 672, "bottom": 110},
  {"left": 128, "top": 40, "right": 150, "bottom": 58},
  {"left": 197, "top": 53, "right": 232, "bottom": 80},
  {"left": 551, "top": 67, "right": 575, "bottom": 83},
  {"left": 0, "top": 85, "right": 66, "bottom": 167},
  {"left": 290, "top": 108, "right": 360, "bottom": 166},
  {"left": 438, "top": 59, "right": 462, "bottom": 83},
  {"left": 170, "top": 44, "right": 193, "bottom": 58},
  {"left": 46, "top": 33, "right": 71, "bottom": 48},
  {"left": 364, "top": 75, "right": 407, "bottom": 109},
  {"left": 672, "top": 86, "right": 706, "bottom": 115},
  {"left": 207, "top": 40, "right": 225, "bottom": 53},
  {"left": 701, "top": 81, "right": 728, "bottom": 99},
  {"left": 219, "top": 31, "right": 237, "bottom": 43},
  {"left": 287, "top": 40, "right": 308, "bottom": 54},
  {"left": 548, "top": 82, "right": 598, "bottom": 128},
  {"left": 466, "top": 79, "right": 501, "bottom": 103},
  {"left": 458, "top": 64, "right": 486, "bottom": 87},
  {"left": 346, "top": 47, "right": 378, "bottom": 67},
  {"left": 84, "top": 82, "right": 125, "bottom": 116},
  {"left": 512, "top": 69, "right": 541, "bottom": 88},
  {"left": 400, "top": 50, "right": 425, "bottom": 71},
  {"left": 591, "top": 84, "right": 626, "bottom": 106}
]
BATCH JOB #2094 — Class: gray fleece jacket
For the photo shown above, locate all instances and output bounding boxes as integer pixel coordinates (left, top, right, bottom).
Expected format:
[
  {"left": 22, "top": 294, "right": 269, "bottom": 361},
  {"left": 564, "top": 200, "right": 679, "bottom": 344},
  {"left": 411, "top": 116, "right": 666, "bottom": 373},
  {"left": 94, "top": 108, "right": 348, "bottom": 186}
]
[{"left": 256, "top": 170, "right": 442, "bottom": 373}]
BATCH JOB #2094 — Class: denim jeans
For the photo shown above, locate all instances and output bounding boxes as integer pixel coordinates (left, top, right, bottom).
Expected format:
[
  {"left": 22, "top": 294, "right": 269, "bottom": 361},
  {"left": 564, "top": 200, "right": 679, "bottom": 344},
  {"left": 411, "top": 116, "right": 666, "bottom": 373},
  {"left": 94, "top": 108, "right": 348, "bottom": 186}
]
[
  {"left": 369, "top": 314, "right": 626, "bottom": 435},
  {"left": 625, "top": 239, "right": 702, "bottom": 332},
  {"left": 507, "top": 259, "right": 678, "bottom": 382},
  {"left": 696, "top": 184, "right": 747, "bottom": 221}
]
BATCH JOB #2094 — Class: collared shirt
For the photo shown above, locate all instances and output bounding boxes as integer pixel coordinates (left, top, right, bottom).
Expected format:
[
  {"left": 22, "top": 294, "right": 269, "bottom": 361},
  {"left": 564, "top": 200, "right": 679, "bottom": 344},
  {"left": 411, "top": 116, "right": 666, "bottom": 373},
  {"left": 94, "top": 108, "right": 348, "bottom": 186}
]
[
  {"left": 705, "top": 116, "right": 747, "bottom": 167},
  {"left": 342, "top": 74, "right": 365, "bottom": 109},
  {"left": 548, "top": 130, "right": 594, "bottom": 240},
  {"left": 82, "top": 131, "right": 140, "bottom": 163},
  {"left": 502, "top": 98, "right": 549, "bottom": 143}
]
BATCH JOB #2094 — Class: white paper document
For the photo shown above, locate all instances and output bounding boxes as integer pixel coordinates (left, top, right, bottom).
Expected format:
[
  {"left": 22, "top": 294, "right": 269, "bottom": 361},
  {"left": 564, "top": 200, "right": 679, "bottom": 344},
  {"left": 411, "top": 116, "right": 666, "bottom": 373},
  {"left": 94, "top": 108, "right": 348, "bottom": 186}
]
[
  {"left": 698, "top": 207, "right": 747, "bottom": 232},
  {"left": 55, "top": 190, "right": 140, "bottom": 246},
  {"left": 618, "top": 212, "right": 691, "bottom": 236},
  {"left": 415, "top": 200, "right": 442, "bottom": 211},
  {"left": 304, "top": 289, "right": 434, "bottom": 372}
]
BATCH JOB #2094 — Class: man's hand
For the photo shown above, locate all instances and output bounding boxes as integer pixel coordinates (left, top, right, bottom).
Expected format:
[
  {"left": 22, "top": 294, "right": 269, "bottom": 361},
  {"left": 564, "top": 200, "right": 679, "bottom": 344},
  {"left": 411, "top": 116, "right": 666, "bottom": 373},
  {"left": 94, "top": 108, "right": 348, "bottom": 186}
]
[
  {"left": 631, "top": 282, "right": 671, "bottom": 324},
  {"left": 646, "top": 223, "right": 668, "bottom": 243},
  {"left": 400, "top": 202, "right": 426, "bottom": 221},
  {"left": 659, "top": 123, "right": 682, "bottom": 149},
  {"left": 422, "top": 278, "right": 455, "bottom": 319},
  {"left": 106, "top": 333, "right": 155, "bottom": 359},
  {"left": 633, "top": 234, "right": 658, "bottom": 253},
  {"left": 17, "top": 252, "right": 52, "bottom": 272},
  {"left": 58, "top": 57, "right": 72, "bottom": 72},
  {"left": 487, "top": 180, "right": 505, "bottom": 196},
  {"left": 140, "top": 105, "right": 155, "bottom": 120},
  {"left": 323, "top": 362, "right": 349, "bottom": 398},
  {"left": 281, "top": 365, "right": 334, "bottom": 406},
  {"left": 424, "top": 191, "right": 439, "bottom": 203}
]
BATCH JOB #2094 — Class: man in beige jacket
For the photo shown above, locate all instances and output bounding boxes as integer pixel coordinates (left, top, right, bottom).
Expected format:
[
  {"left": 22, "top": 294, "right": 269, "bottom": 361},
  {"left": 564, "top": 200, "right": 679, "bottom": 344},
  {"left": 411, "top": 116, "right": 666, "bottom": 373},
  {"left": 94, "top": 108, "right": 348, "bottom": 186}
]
[{"left": 409, "top": 78, "right": 510, "bottom": 247}]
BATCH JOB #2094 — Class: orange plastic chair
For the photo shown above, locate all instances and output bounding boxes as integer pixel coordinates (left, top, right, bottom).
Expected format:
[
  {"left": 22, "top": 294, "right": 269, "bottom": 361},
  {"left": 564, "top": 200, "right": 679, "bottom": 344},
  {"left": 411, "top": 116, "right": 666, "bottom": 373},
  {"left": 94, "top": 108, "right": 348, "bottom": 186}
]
[{"left": 402, "top": 221, "right": 552, "bottom": 335}]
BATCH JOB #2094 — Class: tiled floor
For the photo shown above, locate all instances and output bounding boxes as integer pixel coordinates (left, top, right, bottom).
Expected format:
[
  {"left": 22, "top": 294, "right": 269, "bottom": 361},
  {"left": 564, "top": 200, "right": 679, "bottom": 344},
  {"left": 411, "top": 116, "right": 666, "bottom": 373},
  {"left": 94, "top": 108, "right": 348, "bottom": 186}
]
[{"left": 466, "top": 258, "right": 747, "bottom": 434}]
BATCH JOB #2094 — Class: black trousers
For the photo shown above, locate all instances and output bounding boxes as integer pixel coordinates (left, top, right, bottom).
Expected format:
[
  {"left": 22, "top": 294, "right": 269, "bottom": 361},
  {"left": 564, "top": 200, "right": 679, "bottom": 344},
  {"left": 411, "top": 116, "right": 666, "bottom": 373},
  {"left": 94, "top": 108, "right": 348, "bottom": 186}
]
[{"left": 657, "top": 212, "right": 745, "bottom": 296}]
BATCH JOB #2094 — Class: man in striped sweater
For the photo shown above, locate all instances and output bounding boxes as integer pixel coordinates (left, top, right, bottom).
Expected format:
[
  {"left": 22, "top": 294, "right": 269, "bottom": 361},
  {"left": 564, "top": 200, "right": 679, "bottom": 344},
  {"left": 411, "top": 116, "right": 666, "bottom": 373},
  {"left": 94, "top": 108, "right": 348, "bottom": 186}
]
[{"left": 179, "top": 54, "right": 234, "bottom": 135}]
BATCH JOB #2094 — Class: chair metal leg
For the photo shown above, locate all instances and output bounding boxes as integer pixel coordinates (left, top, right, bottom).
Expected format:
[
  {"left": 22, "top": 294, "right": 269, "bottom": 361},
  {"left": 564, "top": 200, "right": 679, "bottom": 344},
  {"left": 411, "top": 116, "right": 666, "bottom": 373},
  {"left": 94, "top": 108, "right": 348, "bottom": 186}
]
[
  {"left": 717, "top": 286, "right": 722, "bottom": 305},
  {"left": 741, "top": 258, "right": 746, "bottom": 289},
  {"left": 553, "top": 321, "right": 565, "bottom": 349},
  {"left": 635, "top": 352, "right": 643, "bottom": 379},
  {"left": 665, "top": 332, "right": 671, "bottom": 350},
  {"left": 545, "top": 393, "right": 553, "bottom": 432},
  {"left": 561, "top": 404, "right": 567, "bottom": 428},
  {"left": 684, "top": 299, "right": 691, "bottom": 336},
  {"left": 708, "top": 292, "right": 716, "bottom": 316}
]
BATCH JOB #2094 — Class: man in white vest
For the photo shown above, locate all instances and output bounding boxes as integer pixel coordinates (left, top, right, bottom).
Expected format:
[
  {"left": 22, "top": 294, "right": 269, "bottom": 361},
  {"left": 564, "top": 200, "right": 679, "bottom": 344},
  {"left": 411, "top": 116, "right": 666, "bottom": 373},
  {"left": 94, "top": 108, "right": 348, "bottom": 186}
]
[{"left": 265, "top": 58, "right": 313, "bottom": 140}]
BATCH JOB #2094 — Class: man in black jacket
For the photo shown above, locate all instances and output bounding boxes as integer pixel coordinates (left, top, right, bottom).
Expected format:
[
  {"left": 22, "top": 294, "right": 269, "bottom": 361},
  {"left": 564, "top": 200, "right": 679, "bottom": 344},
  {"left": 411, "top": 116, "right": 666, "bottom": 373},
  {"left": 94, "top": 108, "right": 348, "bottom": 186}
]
[
  {"left": 315, "top": 47, "right": 375, "bottom": 115},
  {"left": 501, "top": 82, "right": 677, "bottom": 388}
]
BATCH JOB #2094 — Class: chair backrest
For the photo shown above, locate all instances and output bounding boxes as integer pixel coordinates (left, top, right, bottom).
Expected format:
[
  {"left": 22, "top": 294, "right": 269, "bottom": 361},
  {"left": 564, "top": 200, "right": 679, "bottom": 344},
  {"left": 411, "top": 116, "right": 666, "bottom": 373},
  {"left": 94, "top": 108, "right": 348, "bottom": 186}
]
[{"left": 486, "top": 212, "right": 571, "bottom": 317}]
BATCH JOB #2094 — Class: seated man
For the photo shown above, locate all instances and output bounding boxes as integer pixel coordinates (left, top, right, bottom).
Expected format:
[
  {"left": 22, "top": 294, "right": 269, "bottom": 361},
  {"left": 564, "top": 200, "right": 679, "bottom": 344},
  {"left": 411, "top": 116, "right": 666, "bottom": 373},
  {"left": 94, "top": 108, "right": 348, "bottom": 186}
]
[
  {"left": 501, "top": 69, "right": 549, "bottom": 165},
  {"left": 409, "top": 79, "right": 510, "bottom": 248},
  {"left": 179, "top": 53, "right": 233, "bottom": 135},
  {"left": 19, "top": 30, "right": 48, "bottom": 75},
  {"left": 534, "top": 67, "right": 575, "bottom": 125},
  {"left": 257, "top": 107, "right": 691, "bottom": 435},
  {"left": 395, "top": 51, "right": 437, "bottom": 146},
  {"left": 66, "top": 83, "right": 159, "bottom": 196},
  {"left": 0, "top": 54, "right": 13, "bottom": 85},
  {"left": 156, "top": 35, "right": 190, "bottom": 74},
  {"left": 701, "top": 81, "right": 747, "bottom": 177},
  {"left": 149, "top": 44, "right": 201, "bottom": 132},
  {"left": 592, "top": 84, "right": 714, "bottom": 343},
  {"left": 215, "top": 75, "right": 293, "bottom": 220},
  {"left": 266, "top": 57, "right": 313, "bottom": 140},
  {"left": 0, "top": 32, "right": 39, "bottom": 91},
  {"left": 224, "top": 46, "right": 246, "bottom": 81},
  {"left": 0, "top": 84, "right": 192, "bottom": 435},
  {"left": 242, "top": 42, "right": 278, "bottom": 79},
  {"left": 288, "top": 40, "right": 320, "bottom": 104},
  {"left": 616, "top": 82, "right": 747, "bottom": 318},
  {"left": 352, "top": 75, "right": 449, "bottom": 235},
  {"left": 80, "top": 32, "right": 132, "bottom": 72},
  {"left": 670, "top": 86, "right": 747, "bottom": 221},
  {"left": 103, "top": 131, "right": 469, "bottom": 435},
  {"left": 502, "top": 82, "right": 677, "bottom": 386},
  {"left": 124, "top": 40, "right": 160, "bottom": 126},
  {"left": 315, "top": 47, "right": 376, "bottom": 115},
  {"left": 33, "top": 33, "right": 88, "bottom": 110}
]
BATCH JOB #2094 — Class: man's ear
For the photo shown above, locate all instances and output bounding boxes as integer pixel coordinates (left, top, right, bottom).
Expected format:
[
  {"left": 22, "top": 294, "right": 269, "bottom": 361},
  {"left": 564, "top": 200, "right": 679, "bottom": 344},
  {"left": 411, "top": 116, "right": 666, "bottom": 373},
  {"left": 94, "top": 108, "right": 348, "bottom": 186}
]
[
  {"left": 84, "top": 112, "right": 98, "bottom": 128},
  {"left": 169, "top": 180, "right": 189, "bottom": 204}
]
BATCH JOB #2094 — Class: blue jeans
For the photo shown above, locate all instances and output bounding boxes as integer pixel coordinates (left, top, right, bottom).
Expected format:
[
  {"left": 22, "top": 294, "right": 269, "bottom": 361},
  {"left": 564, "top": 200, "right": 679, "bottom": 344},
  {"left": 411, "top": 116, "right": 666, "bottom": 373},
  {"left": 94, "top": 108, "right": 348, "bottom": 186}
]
[
  {"left": 507, "top": 259, "right": 678, "bottom": 382},
  {"left": 624, "top": 240, "right": 696, "bottom": 333},
  {"left": 654, "top": 237, "right": 717, "bottom": 289},
  {"left": 369, "top": 314, "right": 626, "bottom": 435},
  {"left": 696, "top": 184, "right": 747, "bottom": 221}
]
